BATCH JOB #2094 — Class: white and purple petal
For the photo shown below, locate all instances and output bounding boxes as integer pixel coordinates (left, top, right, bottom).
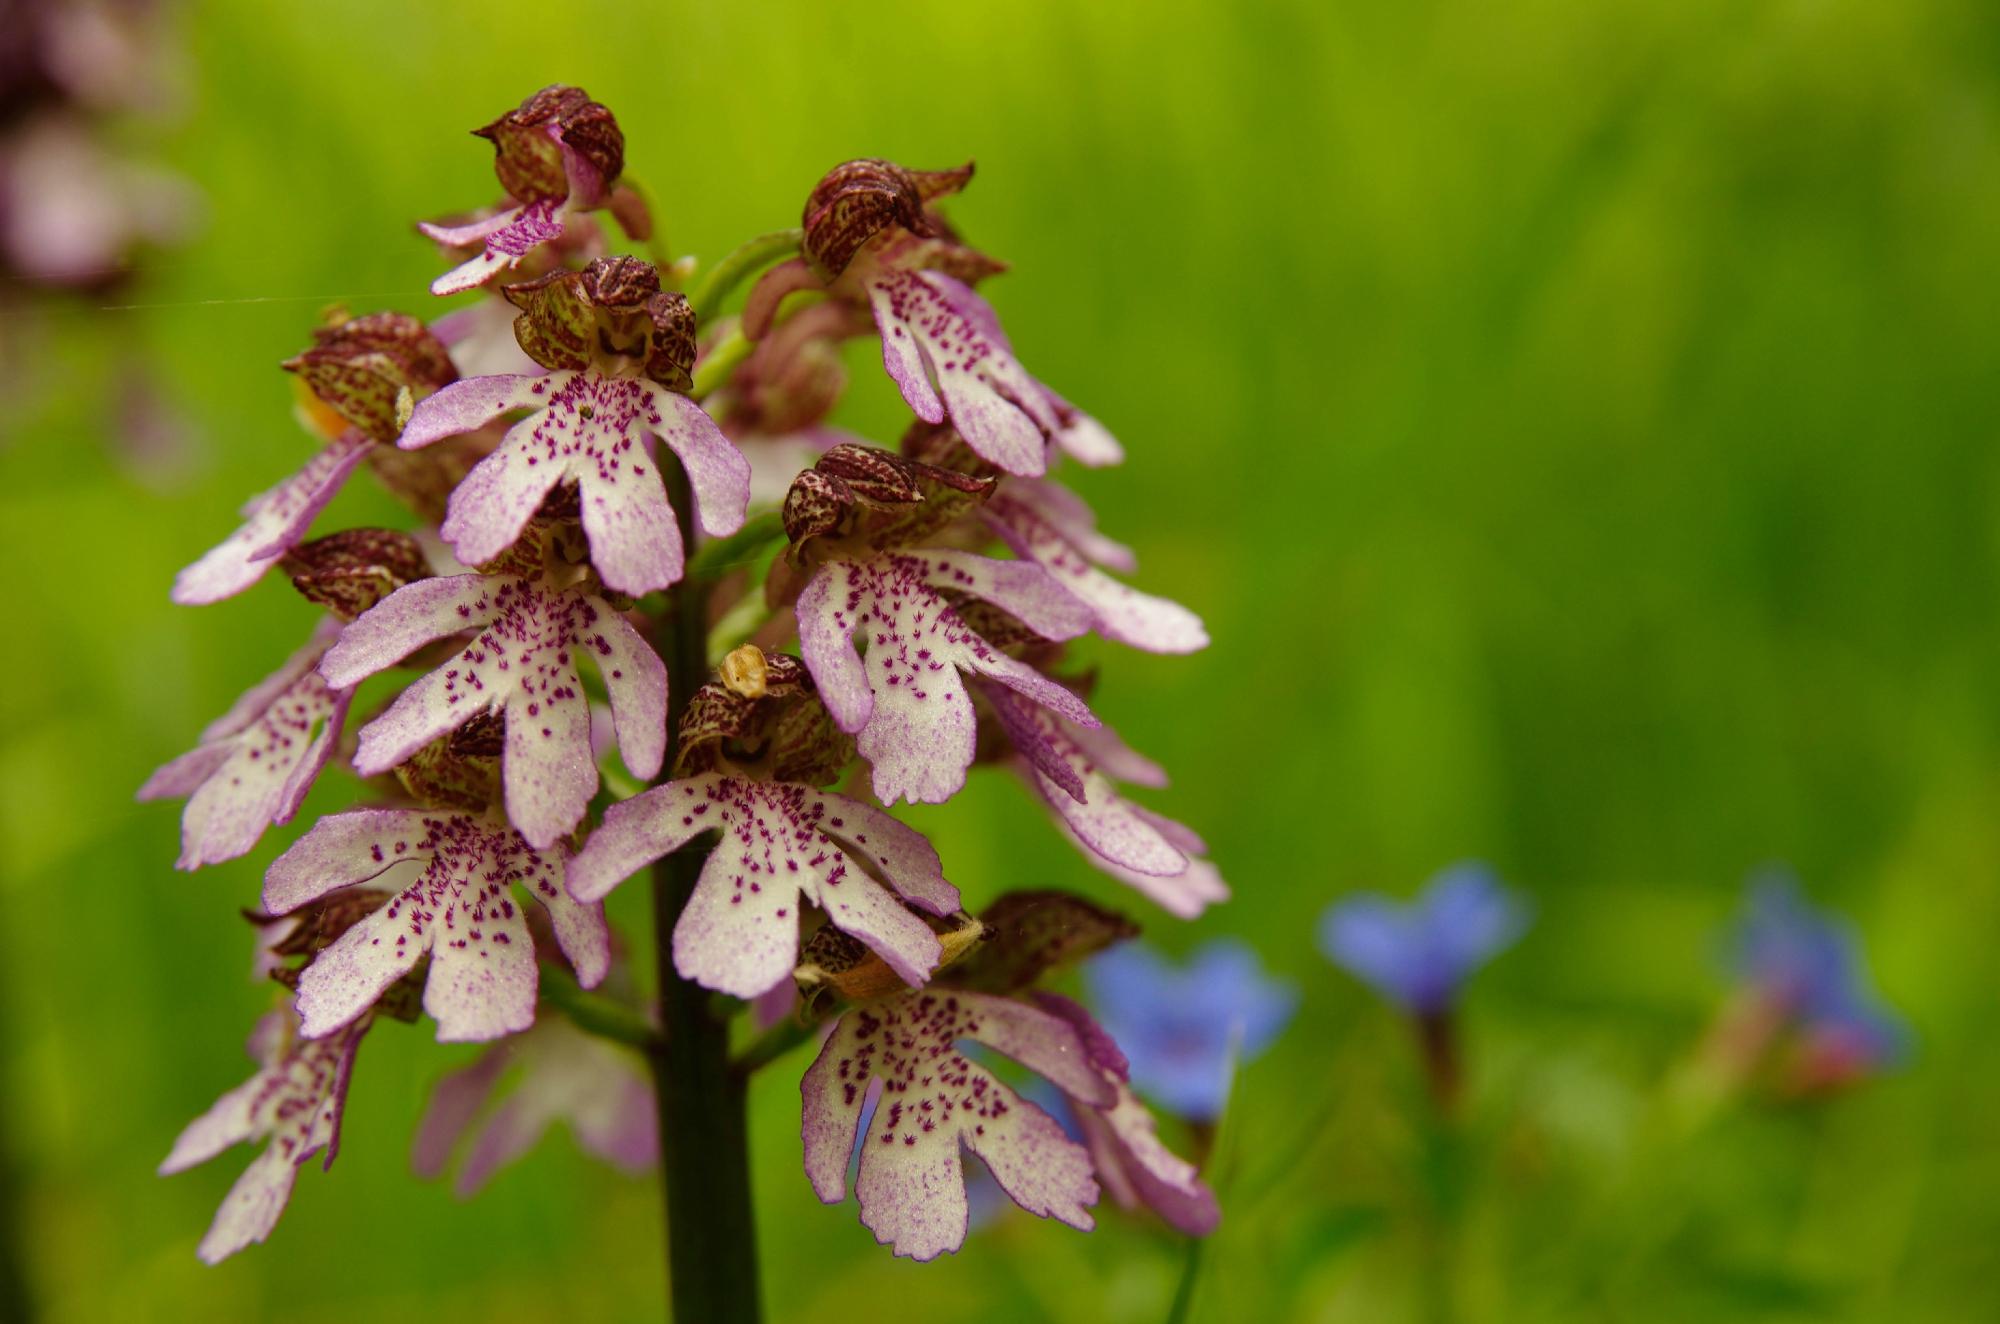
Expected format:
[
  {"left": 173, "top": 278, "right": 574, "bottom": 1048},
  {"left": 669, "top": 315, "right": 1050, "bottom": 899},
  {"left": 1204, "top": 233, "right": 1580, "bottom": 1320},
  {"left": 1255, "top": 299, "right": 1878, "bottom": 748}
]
[
  {"left": 984, "top": 491, "right": 1207, "bottom": 654},
  {"left": 171, "top": 432, "right": 372, "bottom": 605}
]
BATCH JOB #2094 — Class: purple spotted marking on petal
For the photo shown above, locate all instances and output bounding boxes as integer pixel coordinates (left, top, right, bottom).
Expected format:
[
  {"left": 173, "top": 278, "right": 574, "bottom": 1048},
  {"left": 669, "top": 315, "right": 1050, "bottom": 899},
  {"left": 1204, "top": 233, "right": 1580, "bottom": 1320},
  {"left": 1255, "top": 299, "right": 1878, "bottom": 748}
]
[
  {"left": 800, "top": 989, "right": 1106, "bottom": 1261},
  {"left": 866, "top": 270, "right": 1057, "bottom": 477},
  {"left": 158, "top": 1009, "right": 370, "bottom": 1264},
  {"left": 984, "top": 489, "right": 1207, "bottom": 654},
  {"left": 795, "top": 551, "right": 1098, "bottom": 805},
  {"left": 327, "top": 574, "right": 666, "bottom": 849},
  {"left": 139, "top": 620, "right": 352, "bottom": 870},
  {"left": 569, "top": 773, "right": 958, "bottom": 998},
  {"left": 424, "top": 198, "right": 566, "bottom": 296},
  {"left": 265, "top": 808, "right": 607, "bottom": 1042}
]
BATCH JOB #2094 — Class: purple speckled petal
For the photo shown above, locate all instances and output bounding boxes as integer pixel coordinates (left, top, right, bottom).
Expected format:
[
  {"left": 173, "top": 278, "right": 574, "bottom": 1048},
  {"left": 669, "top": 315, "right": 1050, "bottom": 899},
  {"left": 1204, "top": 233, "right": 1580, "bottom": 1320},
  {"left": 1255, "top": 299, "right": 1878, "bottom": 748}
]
[
  {"left": 411, "top": 1048, "right": 510, "bottom": 1179},
  {"left": 451, "top": 1019, "right": 656, "bottom": 1194},
  {"left": 320, "top": 574, "right": 500, "bottom": 690},
  {"left": 798, "top": 552, "right": 1100, "bottom": 803},
  {"left": 171, "top": 432, "right": 372, "bottom": 605},
  {"left": 996, "top": 697, "right": 1185, "bottom": 878},
  {"left": 590, "top": 608, "right": 667, "bottom": 780},
  {"left": 399, "top": 371, "right": 548, "bottom": 449},
  {"left": 642, "top": 385, "right": 752, "bottom": 539},
  {"left": 1005, "top": 479, "right": 1136, "bottom": 573},
  {"left": 161, "top": 1012, "right": 368, "bottom": 1264},
  {"left": 417, "top": 208, "right": 522, "bottom": 248},
  {"left": 566, "top": 776, "right": 718, "bottom": 903},
  {"left": 1063, "top": 719, "right": 1169, "bottom": 789},
  {"left": 985, "top": 493, "right": 1206, "bottom": 654},
  {"left": 915, "top": 549, "right": 1094, "bottom": 643},
  {"left": 1033, "top": 992, "right": 1216, "bottom": 1235},
  {"left": 668, "top": 777, "right": 950, "bottom": 997},
  {"left": 1044, "top": 391, "right": 1126, "bottom": 469},
  {"left": 800, "top": 990, "right": 1101, "bottom": 1261},
  {"left": 802, "top": 790, "right": 957, "bottom": 914},
  {"left": 959, "top": 991, "right": 1116, "bottom": 1107},
  {"left": 501, "top": 657, "right": 597, "bottom": 849},
  {"left": 141, "top": 622, "right": 353, "bottom": 870},
  {"left": 284, "top": 813, "right": 577, "bottom": 1041},
  {"left": 866, "top": 271, "right": 1055, "bottom": 476},
  {"left": 261, "top": 808, "right": 434, "bottom": 912},
  {"left": 426, "top": 199, "right": 565, "bottom": 296},
  {"left": 794, "top": 560, "right": 875, "bottom": 732},
  {"left": 1063, "top": 820, "right": 1230, "bottom": 919},
  {"left": 539, "top": 868, "right": 611, "bottom": 990},
  {"left": 437, "top": 414, "right": 570, "bottom": 570}
]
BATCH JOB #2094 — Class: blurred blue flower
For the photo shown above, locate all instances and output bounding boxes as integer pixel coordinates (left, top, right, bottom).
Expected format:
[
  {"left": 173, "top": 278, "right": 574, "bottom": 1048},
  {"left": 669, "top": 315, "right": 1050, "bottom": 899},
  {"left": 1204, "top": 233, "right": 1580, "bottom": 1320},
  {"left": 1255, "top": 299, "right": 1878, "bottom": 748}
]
[
  {"left": 1728, "top": 870, "right": 1908, "bottom": 1073},
  {"left": 1084, "top": 939, "right": 1297, "bottom": 1121},
  {"left": 1318, "top": 862, "right": 1530, "bottom": 1015}
]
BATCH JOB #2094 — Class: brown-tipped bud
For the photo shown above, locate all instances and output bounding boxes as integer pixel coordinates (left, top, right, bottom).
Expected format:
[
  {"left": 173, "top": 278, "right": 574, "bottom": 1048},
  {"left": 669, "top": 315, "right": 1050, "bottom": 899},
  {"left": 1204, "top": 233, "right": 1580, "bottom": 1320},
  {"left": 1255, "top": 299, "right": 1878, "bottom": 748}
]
[
  {"left": 801, "top": 158, "right": 975, "bottom": 279},
  {"left": 282, "top": 529, "right": 431, "bottom": 620},
  {"left": 796, "top": 910, "right": 988, "bottom": 1013},
  {"left": 945, "top": 891, "right": 1139, "bottom": 995},
  {"left": 475, "top": 84, "right": 624, "bottom": 205},
  {"left": 781, "top": 467, "right": 853, "bottom": 547},
  {"left": 676, "top": 653, "right": 854, "bottom": 785},
  {"left": 504, "top": 257, "right": 696, "bottom": 387},
  {"left": 819, "top": 443, "right": 926, "bottom": 505},
  {"left": 283, "top": 312, "right": 458, "bottom": 443}
]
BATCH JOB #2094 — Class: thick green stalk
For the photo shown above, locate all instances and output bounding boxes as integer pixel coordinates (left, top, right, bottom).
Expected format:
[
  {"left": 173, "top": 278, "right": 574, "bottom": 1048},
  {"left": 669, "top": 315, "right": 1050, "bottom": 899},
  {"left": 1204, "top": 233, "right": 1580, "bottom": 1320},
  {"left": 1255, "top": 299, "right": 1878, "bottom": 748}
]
[{"left": 648, "top": 460, "right": 761, "bottom": 1323}]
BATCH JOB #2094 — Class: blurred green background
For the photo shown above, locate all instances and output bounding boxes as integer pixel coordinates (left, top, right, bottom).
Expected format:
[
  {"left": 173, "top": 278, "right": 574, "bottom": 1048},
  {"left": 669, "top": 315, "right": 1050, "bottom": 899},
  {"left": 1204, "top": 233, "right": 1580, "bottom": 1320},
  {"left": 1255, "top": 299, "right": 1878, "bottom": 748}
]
[{"left": 5, "top": 0, "right": 2000, "bottom": 1319}]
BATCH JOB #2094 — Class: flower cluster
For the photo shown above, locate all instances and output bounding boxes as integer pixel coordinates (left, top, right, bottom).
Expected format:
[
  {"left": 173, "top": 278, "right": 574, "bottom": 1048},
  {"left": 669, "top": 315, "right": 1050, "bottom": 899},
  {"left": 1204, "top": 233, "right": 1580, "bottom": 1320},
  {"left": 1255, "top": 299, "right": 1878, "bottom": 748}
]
[{"left": 147, "top": 88, "right": 1227, "bottom": 1266}]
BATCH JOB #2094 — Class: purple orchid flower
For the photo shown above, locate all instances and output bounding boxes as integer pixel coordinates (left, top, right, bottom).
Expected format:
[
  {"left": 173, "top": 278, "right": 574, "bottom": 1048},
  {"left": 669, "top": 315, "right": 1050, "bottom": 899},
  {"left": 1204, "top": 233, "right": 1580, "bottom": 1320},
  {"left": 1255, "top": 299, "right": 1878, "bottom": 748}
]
[
  {"left": 801, "top": 988, "right": 1114, "bottom": 1261},
  {"left": 420, "top": 86, "right": 628, "bottom": 296},
  {"left": 138, "top": 620, "right": 352, "bottom": 869},
  {"left": 1085, "top": 940, "right": 1296, "bottom": 1123},
  {"left": 567, "top": 774, "right": 960, "bottom": 999},
  {"left": 1319, "top": 862, "right": 1530, "bottom": 1017},
  {"left": 319, "top": 573, "right": 666, "bottom": 849},
  {"left": 262, "top": 808, "right": 610, "bottom": 1042},
  {"left": 397, "top": 368, "right": 751, "bottom": 597},
  {"left": 795, "top": 548, "right": 1099, "bottom": 804},
  {"left": 159, "top": 1008, "right": 370, "bottom": 1264},
  {"left": 412, "top": 1015, "right": 657, "bottom": 1196}
]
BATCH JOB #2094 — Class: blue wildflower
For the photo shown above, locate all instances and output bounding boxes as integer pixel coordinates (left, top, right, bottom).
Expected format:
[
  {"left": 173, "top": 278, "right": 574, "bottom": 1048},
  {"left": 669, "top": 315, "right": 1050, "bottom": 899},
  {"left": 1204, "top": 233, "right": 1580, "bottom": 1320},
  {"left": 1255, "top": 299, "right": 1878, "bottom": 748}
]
[
  {"left": 1084, "top": 939, "right": 1296, "bottom": 1122},
  {"left": 1318, "top": 862, "right": 1530, "bottom": 1015},
  {"left": 1728, "top": 870, "right": 1908, "bottom": 1077}
]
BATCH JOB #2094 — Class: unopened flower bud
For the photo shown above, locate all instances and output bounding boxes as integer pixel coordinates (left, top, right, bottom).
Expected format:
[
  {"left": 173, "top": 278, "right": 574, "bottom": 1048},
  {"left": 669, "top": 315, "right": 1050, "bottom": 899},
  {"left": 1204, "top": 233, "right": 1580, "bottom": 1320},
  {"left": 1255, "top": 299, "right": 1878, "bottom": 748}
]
[
  {"left": 801, "top": 158, "right": 975, "bottom": 279},
  {"left": 503, "top": 257, "right": 697, "bottom": 387},
  {"left": 282, "top": 529, "right": 432, "bottom": 620},
  {"left": 283, "top": 312, "right": 458, "bottom": 443},
  {"left": 476, "top": 84, "right": 624, "bottom": 206}
]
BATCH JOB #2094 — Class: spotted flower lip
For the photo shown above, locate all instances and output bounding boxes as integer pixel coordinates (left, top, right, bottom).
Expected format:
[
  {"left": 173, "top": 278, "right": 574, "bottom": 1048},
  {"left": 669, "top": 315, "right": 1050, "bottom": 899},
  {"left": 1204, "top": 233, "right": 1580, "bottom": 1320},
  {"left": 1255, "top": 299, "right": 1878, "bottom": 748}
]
[
  {"left": 319, "top": 573, "right": 666, "bottom": 849},
  {"left": 158, "top": 1008, "right": 370, "bottom": 1265},
  {"left": 1086, "top": 940, "right": 1296, "bottom": 1122},
  {"left": 398, "top": 368, "right": 750, "bottom": 595},
  {"left": 420, "top": 85, "right": 626, "bottom": 297},
  {"left": 139, "top": 620, "right": 352, "bottom": 870},
  {"left": 411, "top": 1015, "right": 657, "bottom": 1196},
  {"left": 1033, "top": 992, "right": 1220, "bottom": 1237},
  {"left": 1319, "top": 862, "right": 1531, "bottom": 1016},
  {"left": 983, "top": 481, "right": 1206, "bottom": 654},
  {"left": 262, "top": 807, "right": 610, "bottom": 1042},
  {"left": 1728, "top": 870, "right": 1907, "bottom": 1071},
  {"left": 795, "top": 548, "right": 1099, "bottom": 804},
  {"left": 800, "top": 988, "right": 1114, "bottom": 1261},
  {"left": 568, "top": 772, "right": 960, "bottom": 999},
  {"left": 986, "top": 687, "right": 1227, "bottom": 918}
]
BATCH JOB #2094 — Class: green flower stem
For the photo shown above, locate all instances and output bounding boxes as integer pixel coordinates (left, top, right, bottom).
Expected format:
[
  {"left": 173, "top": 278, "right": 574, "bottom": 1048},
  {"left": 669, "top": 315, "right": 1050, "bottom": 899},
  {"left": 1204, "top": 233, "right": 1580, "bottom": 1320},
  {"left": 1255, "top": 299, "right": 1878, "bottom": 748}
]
[
  {"left": 648, "top": 459, "right": 761, "bottom": 1324},
  {"left": 687, "top": 228, "right": 805, "bottom": 326},
  {"left": 540, "top": 978, "right": 661, "bottom": 1051},
  {"left": 690, "top": 327, "right": 755, "bottom": 401}
]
